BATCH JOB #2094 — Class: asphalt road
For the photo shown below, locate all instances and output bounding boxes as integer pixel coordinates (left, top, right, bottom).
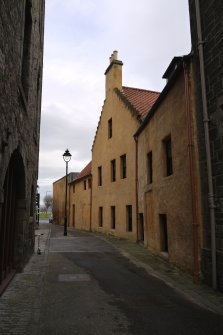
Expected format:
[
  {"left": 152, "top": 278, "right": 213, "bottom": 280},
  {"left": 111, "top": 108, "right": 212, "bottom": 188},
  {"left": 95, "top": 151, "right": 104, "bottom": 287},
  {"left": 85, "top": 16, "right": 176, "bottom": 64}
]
[{"left": 39, "top": 225, "right": 223, "bottom": 335}]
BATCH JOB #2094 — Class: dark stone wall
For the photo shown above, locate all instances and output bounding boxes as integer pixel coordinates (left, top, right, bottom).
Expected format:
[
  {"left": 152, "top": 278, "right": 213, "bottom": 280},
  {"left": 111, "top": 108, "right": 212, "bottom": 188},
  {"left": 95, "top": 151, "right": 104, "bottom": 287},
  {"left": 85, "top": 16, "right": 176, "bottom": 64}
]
[
  {"left": 189, "top": 0, "right": 223, "bottom": 289},
  {"left": 0, "top": 0, "right": 45, "bottom": 271}
]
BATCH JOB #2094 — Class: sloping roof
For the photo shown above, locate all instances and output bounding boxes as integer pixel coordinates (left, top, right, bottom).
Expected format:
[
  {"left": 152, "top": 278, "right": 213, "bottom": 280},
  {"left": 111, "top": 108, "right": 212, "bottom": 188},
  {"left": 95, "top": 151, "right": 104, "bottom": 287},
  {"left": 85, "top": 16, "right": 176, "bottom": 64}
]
[
  {"left": 122, "top": 86, "right": 160, "bottom": 120},
  {"left": 92, "top": 86, "right": 160, "bottom": 150},
  {"left": 134, "top": 54, "right": 192, "bottom": 138},
  {"left": 74, "top": 161, "right": 92, "bottom": 182}
]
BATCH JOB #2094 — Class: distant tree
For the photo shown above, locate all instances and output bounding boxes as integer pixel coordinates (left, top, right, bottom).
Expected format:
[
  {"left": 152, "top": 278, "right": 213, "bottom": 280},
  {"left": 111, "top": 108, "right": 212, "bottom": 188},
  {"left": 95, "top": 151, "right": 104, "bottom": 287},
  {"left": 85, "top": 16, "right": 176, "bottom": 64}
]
[
  {"left": 40, "top": 205, "right": 46, "bottom": 213},
  {"left": 43, "top": 194, "right": 52, "bottom": 214}
]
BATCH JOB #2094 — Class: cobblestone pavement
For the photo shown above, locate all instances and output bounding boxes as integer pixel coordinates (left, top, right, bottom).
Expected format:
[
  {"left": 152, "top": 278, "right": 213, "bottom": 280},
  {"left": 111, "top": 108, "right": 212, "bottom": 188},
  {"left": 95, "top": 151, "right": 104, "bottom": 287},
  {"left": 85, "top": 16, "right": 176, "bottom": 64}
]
[
  {"left": 0, "top": 224, "right": 223, "bottom": 335},
  {"left": 0, "top": 224, "right": 50, "bottom": 335}
]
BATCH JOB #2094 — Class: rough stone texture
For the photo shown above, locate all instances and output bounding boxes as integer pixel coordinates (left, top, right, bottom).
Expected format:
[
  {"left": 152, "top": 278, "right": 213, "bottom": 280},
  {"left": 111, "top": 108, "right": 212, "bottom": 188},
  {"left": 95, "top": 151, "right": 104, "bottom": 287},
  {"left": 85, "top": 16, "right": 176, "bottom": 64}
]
[
  {"left": 189, "top": 0, "right": 223, "bottom": 289},
  {"left": 0, "top": 0, "right": 45, "bottom": 283},
  {"left": 0, "top": 226, "right": 50, "bottom": 335}
]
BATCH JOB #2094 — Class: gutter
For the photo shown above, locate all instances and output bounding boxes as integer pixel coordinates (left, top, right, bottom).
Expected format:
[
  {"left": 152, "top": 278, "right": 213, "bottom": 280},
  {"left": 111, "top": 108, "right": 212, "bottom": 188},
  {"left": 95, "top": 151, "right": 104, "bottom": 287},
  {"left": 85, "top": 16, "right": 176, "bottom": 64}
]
[{"left": 195, "top": 0, "right": 217, "bottom": 289}]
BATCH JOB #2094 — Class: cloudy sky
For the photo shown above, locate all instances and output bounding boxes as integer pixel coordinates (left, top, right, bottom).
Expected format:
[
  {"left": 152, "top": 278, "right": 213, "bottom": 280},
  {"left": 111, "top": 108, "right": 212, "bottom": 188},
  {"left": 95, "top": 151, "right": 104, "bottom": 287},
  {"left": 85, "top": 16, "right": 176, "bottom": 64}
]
[{"left": 38, "top": 0, "right": 191, "bottom": 203}]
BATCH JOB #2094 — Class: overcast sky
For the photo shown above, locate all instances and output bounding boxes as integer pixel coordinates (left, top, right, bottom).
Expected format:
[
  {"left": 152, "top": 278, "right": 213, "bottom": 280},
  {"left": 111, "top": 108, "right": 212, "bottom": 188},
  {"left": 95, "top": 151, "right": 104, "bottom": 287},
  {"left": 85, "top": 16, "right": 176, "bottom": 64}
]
[{"left": 38, "top": 0, "right": 191, "bottom": 204}]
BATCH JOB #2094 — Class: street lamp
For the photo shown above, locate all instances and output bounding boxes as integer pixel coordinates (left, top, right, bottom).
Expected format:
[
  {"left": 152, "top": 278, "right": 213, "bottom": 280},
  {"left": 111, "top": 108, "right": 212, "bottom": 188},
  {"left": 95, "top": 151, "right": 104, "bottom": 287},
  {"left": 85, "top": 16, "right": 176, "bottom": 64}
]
[{"left": 63, "top": 149, "right": 72, "bottom": 236}]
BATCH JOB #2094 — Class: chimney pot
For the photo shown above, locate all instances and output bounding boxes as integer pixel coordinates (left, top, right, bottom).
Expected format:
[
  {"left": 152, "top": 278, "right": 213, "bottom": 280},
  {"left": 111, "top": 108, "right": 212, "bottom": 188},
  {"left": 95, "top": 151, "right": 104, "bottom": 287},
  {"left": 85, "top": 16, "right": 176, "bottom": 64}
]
[{"left": 113, "top": 50, "right": 118, "bottom": 60}]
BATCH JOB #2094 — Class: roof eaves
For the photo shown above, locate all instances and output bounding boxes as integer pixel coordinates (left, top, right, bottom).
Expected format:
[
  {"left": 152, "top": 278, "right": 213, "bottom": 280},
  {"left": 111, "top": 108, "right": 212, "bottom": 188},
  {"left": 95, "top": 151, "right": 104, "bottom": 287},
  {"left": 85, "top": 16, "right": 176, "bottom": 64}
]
[
  {"left": 53, "top": 172, "right": 77, "bottom": 185},
  {"left": 72, "top": 173, "right": 92, "bottom": 184}
]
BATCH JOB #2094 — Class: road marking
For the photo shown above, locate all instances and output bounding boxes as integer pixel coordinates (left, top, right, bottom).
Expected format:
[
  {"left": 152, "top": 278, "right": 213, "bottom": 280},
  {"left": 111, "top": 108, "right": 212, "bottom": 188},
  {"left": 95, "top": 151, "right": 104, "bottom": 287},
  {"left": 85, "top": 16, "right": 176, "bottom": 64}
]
[{"left": 58, "top": 274, "right": 91, "bottom": 282}]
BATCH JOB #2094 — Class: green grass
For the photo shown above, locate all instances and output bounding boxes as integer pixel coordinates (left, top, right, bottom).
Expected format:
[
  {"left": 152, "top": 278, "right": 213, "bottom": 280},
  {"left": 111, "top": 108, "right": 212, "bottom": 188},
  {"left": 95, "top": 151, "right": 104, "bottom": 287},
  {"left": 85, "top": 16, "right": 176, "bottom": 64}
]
[{"left": 39, "top": 212, "right": 51, "bottom": 219}]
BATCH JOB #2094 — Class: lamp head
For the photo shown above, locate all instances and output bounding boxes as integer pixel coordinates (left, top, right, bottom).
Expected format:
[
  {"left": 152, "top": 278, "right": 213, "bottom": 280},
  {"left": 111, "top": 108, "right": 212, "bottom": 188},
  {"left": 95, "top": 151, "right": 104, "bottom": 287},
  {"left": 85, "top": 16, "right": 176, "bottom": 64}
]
[{"left": 63, "top": 149, "right": 72, "bottom": 162}]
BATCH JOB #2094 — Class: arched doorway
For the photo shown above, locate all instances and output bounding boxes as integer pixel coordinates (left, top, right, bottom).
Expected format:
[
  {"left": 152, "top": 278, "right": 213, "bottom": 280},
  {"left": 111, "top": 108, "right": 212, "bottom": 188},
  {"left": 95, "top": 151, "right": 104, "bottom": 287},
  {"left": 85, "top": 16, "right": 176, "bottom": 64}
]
[{"left": 0, "top": 150, "right": 26, "bottom": 294}]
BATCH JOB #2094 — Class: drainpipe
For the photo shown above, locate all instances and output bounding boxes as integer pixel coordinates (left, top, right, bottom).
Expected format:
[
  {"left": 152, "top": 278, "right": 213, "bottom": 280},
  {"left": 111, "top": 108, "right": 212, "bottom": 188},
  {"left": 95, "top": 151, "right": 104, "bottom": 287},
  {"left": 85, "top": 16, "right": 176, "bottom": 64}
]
[
  {"left": 89, "top": 174, "right": 92, "bottom": 232},
  {"left": 135, "top": 136, "right": 139, "bottom": 242},
  {"left": 183, "top": 61, "right": 200, "bottom": 284},
  {"left": 194, "top": 0, "right": 217, "bottom": 289}
]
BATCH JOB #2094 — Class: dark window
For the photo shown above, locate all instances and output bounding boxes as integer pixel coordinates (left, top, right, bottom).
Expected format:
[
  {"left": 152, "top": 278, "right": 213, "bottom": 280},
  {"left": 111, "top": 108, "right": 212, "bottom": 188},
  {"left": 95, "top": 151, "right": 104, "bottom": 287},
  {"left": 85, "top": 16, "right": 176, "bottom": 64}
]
[
  {"left": 164, "top": 137, "right": 173, "bottom": 176},
  {"left": 84, "top": 180, "right": 87, "bottom": 190},
  {"left": 159, "top": 214, "right": 168, "bottom": 252},
  {"left": 111, "top": 206, "right": 116, "bottom": 229},
  {"left": 98, "top": 166, "right": 102, "bottom": 186},
  {"left": 139, "top": 213, "right": 144, "bottom": 242},
  {"left": 120, "top": 154, "right": 127, "bottom": 179},
  {"left": 111, "top": 159, "right": 116, "bottom": 182},
  {"left": 72, "top": 204, "right": 75, "bottom": 227},
  {"left": 108, "top": 118, "right": 112, "bottom": 138},
  {"left": 147, "top": 151, "right": 153, "bottom": 184},
  {"left": 126, "top": 205, "right": 132, "bottom": 232},
  {"left": 99, "top": 207, "right": 103, "bottom": 227}
]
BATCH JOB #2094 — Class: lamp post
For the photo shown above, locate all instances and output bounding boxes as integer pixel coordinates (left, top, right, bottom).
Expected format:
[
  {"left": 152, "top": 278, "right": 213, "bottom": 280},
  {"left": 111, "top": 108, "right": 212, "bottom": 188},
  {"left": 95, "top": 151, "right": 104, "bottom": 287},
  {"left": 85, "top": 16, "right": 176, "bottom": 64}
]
[{"left": 63, "top": 149, "right": 72, "bottom": 236}]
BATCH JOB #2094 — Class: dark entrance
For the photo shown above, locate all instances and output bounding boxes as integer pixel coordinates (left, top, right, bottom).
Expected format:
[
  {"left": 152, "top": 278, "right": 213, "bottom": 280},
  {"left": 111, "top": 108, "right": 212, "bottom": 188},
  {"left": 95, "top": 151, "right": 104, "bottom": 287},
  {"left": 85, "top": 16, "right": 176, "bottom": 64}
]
[
  {"left": 138, "top": 213, "right": 144, "bottom": 242},
  {"left": 0, "top": 150, "right": 25, "bottom": 295}
]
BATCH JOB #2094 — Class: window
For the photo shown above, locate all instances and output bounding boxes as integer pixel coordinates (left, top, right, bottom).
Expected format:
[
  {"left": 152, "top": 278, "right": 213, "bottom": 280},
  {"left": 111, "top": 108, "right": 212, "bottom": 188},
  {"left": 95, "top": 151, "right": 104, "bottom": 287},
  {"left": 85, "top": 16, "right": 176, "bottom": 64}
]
[
  {"left": 164, "top": 137, "right": 173, "bottom": 176},
  {"left": 147, "top": 151, "right": 153, "bottom": 184},
  {"left": 139, "top": 213, "right": 144, "bottom": 242},
  {"left": 108, "top": 118, "right": 112, "bottom": 138},
  {"left": 111, "top": 159, "right": 116, "bottom": 182},
  {"left": 126, "top": 205, "right": 132, "bottom": 232},
  {"left": 98, "top": 166, "right": 102, "bottom": 186},
  {"left": 72, "top": 204, "right": 75, "bottom": 227},
  {"left": 159, "top": 214, "right": 168, "bottom": 252},
  {"left": 99, "top": 207, "right": 103, "bottom": 227},
  {"left": 73, "top": 183, "right": 75, "bottom": 193},
  {"left": 84, "top": 180, "right": 87, "bottom": 190},
  {"left": 111, "top": 206, "right": 116, "bottom": 229},
  {"left": 120, "top": 154, "right": 127, "bottom": 179}
]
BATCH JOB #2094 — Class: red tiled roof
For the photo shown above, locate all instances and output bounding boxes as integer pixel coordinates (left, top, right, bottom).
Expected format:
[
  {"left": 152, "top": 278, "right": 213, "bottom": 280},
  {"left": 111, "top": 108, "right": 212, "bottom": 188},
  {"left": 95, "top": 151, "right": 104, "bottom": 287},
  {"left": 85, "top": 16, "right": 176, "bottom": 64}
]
[
  {"left": 75, "top": 161, "right": 91, "bottom": 181},
  {"left": 122, "top": 86, "right": 160, "bottom": 119}
]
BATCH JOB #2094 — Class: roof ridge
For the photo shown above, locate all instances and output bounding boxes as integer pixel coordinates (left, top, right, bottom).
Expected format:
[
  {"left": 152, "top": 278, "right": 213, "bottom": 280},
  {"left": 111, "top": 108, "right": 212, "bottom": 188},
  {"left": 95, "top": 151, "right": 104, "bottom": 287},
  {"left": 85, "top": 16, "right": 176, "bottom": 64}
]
[{"left": 122, "top": 86, "right": 160, "bottom": 94}]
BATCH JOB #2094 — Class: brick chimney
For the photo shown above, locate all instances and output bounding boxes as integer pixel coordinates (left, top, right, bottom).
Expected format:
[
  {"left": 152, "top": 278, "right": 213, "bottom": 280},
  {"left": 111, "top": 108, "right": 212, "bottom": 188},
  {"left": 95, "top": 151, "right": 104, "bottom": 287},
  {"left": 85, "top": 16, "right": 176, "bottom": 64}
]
[{"left": 104, "top": 51, "right": 123, "bottom": 97}]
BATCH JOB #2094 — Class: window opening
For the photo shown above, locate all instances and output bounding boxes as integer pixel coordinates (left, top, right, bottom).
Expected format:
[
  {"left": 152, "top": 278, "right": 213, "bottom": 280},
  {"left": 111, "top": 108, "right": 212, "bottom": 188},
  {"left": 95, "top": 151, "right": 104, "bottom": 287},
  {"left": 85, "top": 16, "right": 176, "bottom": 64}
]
[{"left": 159, "top": 214, "right": 168, "bottom": 252}]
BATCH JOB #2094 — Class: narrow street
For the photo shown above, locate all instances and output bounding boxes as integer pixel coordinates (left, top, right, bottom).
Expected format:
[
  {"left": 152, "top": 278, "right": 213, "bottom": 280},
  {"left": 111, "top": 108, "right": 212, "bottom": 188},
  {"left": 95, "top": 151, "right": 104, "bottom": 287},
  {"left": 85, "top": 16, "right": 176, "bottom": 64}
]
[
  {"left": 40, "top": 225, "right": 223, "bottom": 335},
  {"left": 0, "top": 222, "right": 223, "bottom": 335}
]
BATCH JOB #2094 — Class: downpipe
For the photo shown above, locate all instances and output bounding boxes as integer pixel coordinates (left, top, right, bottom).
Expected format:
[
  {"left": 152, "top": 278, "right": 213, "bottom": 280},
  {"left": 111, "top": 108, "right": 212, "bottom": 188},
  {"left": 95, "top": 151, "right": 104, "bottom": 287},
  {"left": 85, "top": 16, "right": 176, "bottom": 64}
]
[{"left": 195, "top": 0, "right": 217, "bottom": 289}]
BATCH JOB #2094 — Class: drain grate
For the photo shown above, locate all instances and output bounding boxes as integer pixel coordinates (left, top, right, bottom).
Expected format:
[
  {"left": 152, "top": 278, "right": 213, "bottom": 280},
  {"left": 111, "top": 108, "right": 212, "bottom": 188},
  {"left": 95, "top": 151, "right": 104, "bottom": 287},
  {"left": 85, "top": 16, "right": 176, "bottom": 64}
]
[{"left": 58, "top": 274, "right": 91, "bottom": 282}]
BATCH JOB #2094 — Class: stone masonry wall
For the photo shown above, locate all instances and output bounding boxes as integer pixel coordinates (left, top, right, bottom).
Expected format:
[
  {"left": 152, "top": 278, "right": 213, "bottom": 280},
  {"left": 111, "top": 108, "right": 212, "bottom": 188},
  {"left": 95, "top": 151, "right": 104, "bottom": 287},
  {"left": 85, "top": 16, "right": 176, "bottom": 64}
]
[
  {"left": 0, "top": 0, "right": 45, "bottom": 272},
  {"left": 189, "top": 0, "right": 223, "bottom": 289}
]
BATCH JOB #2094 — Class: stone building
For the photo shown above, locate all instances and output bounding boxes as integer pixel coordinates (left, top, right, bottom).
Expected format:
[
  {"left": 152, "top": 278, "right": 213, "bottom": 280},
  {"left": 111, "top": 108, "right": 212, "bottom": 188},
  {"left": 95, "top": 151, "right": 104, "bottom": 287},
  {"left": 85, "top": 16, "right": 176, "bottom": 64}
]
[
  {"left": 68, "top": 162, "right": 92, "bottom": 230},
  {"left": 189, "top": 0, "right": 223, "bottom": 290},
  {"left": 91, "top": 51, "right": 159, "bottom": 240},
  {"left": 135, "top": 56, "right": 203, "bottom": 278},
  {"left": 53, "top": 172, "right": 78, "bottom": 226},
  {"left": 0, "top": 0, "right": 45, "bottom": 294}
]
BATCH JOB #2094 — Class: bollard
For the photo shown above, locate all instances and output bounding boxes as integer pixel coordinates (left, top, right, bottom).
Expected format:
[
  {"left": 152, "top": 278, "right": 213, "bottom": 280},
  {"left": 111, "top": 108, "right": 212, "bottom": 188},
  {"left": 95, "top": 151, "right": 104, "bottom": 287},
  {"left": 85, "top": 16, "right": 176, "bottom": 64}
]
[{"left": 35, "top": 233, "right": 44, "bottom": 255}]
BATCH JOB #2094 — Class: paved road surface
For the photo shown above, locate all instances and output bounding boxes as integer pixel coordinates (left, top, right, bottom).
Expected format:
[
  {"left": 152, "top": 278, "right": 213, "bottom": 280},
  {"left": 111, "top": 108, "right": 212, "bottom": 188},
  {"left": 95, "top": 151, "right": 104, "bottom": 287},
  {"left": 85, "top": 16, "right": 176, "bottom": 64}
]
[{"left": 38, "top": 225, "right": 223, "bottom": 335}]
